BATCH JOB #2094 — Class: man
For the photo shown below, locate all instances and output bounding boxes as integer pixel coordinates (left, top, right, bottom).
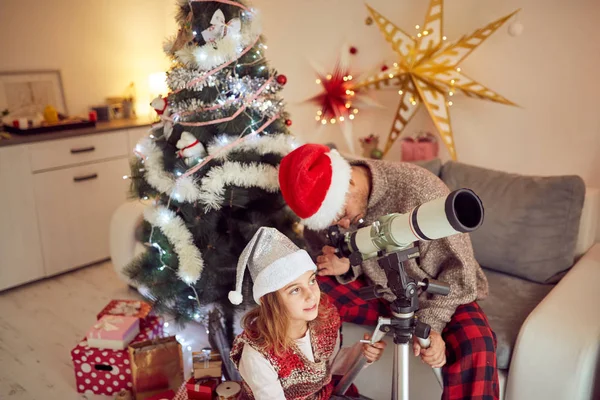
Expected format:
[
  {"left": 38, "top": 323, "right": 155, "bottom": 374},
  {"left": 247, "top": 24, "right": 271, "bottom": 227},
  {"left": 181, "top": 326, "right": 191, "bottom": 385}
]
[{"left": 278, "top": 143, "right": 499, "bottom": 400}]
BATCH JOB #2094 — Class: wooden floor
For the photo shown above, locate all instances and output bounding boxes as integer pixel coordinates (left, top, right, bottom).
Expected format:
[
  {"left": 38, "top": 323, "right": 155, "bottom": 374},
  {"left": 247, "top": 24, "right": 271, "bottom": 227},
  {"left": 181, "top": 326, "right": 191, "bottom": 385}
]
[{"left": 0, "top": 261, "right": 208, "bottom": 400}]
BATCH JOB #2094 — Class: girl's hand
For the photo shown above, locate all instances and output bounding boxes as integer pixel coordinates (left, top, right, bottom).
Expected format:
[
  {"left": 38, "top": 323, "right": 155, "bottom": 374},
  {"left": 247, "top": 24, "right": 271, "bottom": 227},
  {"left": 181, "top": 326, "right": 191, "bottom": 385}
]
[{"left": 362, "top": 333, "right": 387, "bottom": 363}]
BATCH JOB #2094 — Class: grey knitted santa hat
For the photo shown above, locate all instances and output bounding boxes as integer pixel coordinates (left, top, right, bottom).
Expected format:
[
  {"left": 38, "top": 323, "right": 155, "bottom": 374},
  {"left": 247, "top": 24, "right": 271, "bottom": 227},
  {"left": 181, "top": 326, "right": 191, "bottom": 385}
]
[{"left": 228, "top": 227, "right": 317, "bottom": 305}]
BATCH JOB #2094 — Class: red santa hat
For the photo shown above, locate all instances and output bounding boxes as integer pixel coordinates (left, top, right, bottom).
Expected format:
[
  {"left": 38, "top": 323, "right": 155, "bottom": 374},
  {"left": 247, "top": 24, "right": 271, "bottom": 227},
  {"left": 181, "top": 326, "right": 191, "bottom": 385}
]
[{"left": 278, "top": 144, "right": 351, "bottom": 231}]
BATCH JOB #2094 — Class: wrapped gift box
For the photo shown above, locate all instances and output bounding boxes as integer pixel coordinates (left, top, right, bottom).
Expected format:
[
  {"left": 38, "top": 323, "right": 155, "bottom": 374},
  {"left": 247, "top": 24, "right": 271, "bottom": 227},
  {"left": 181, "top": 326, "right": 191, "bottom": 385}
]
[
  {"left": 145, "top": 389, "right": 176, "bottom": 400},
  {"left": 87, "top": 315, "right": 140, "bottom": 350},
  {"left": 192, "top": 351, "right": 222, "bottom": 379},
  {"left": 97, "top": 299, "right": 154, "bottom": 329},
  {"left": 186, "top": 377, "right": 220, "bottom": 400},
  {"left": 71, "top": 337, "right": 136, "bottom": 396},
  {"left": 128, "top": 336, "right": 184, "bottom": 400},
  {"left": 400, "top": 134, "right": 439, "bottom": 162},
  {"left": 71, "top": 316, "right": 164, "bottom": 396}
]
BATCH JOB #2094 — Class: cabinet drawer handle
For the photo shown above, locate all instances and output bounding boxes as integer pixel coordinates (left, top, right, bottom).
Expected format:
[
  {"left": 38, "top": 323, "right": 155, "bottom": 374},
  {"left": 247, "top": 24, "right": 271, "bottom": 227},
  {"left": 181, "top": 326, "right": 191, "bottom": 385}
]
[
  {"left": 70, "top": 146, "right": 95, "bottom": 154},
  {"left": 73, "top": 173, "right": 98, "bottom": 182}
]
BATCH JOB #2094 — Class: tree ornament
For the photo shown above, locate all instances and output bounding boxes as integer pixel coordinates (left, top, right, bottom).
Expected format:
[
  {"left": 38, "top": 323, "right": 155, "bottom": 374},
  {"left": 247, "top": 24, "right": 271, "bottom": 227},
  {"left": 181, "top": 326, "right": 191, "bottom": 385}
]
[
  {"left": 176, "top": 131, "right": 207, "bottom": 166},
  {"left": 285, "top": 119, "right": 292, "bottom": 126},
  {"left": 151, "top": 96, "right": 168, "bottom": 116},
  {"left": 276, "top": 74, "right": 287, "bottom": 85},
  {"left": 349, "top": 46, "right": 358, "bottom": 55}
]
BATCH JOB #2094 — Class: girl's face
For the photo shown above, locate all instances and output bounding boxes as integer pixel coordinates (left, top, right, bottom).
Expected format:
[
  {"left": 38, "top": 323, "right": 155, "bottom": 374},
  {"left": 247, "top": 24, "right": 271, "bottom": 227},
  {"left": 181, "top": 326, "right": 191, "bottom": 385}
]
[{"left": 277, "top": 270, "right": 320, "bottom": 323}]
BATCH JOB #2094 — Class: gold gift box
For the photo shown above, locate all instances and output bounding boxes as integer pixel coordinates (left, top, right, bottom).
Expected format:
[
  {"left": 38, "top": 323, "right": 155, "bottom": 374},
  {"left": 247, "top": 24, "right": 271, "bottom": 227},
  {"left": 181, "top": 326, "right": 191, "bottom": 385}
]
[{"left": 192, "top": 351, "right": 222, "bottom": 379}]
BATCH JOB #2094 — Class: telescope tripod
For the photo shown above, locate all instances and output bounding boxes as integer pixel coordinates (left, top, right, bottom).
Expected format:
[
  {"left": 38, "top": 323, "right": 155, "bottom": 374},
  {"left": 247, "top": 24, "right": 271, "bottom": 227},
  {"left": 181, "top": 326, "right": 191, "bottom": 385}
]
[{"left": 333, "top": 246, "right": 449, "bottom": 400}]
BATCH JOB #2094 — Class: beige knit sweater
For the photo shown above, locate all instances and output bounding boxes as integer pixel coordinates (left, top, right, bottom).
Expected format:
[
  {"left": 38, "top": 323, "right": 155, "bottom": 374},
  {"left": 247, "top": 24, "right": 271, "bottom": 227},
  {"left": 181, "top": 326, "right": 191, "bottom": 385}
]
[{"left": 304, "top": 159, "right": 489, "bottom": 333}]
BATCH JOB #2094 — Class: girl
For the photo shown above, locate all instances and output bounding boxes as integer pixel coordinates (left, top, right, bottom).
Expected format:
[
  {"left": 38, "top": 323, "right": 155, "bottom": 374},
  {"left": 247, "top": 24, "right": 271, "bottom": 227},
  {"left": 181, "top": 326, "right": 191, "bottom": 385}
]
[{"left": 228, "top": 227, "right": 386, "bottom": 400}]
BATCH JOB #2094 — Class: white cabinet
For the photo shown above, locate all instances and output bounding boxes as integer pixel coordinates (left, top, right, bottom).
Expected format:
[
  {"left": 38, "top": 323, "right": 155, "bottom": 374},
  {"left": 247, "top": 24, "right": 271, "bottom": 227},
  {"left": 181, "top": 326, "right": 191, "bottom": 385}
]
[
  {"left": 0, "top": 122, "right": 150, "bottom": 291},
  {"left": 0, "top": 146, "right": 45, "bottom": 291},
  {"left": 127, "top": 126, "right": 151, "bottom": 152},
  {"left": 33, "top": 158, "right": 130, "bottom": 276}
]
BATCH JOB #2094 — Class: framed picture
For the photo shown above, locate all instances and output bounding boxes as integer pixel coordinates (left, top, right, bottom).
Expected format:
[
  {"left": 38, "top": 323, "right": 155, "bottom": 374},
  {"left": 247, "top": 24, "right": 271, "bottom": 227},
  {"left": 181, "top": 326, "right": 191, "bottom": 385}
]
[{"left": 0, "top": 70, "right": 68, "bottom": 117}]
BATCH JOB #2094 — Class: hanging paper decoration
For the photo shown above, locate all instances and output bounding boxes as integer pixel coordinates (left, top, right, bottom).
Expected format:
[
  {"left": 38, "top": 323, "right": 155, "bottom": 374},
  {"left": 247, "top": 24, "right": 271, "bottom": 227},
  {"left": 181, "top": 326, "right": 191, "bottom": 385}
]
[
  {"left": 354, "top": 0, "right": 520, "bottom": 159},
  {"left": 304, "top": 46, "right": 380, "bottom": 154}
]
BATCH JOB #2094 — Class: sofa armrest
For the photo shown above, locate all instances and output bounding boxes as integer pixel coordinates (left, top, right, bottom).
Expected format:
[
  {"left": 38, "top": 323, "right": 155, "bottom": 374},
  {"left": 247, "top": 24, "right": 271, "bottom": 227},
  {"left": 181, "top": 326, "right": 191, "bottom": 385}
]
[{"left": 505, "top": 243, "right": 600, "bottom": 400}]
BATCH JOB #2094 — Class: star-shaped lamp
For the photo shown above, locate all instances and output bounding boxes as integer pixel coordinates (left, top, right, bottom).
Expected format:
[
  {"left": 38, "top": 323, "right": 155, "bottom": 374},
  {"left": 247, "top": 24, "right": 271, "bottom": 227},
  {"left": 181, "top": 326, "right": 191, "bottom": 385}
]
[{"left": 353, "top": 0, "right": 520, "bottom": 159}]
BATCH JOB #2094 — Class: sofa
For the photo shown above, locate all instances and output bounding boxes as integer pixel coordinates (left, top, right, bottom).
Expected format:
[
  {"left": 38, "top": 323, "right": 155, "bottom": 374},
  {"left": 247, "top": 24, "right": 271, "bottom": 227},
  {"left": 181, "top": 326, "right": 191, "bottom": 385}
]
[
  {"left": 109, "top": 159, "right": 600, "bottom": 400},
  {"left": 339, "top": 158, "right": 600, "bottom": 400}
]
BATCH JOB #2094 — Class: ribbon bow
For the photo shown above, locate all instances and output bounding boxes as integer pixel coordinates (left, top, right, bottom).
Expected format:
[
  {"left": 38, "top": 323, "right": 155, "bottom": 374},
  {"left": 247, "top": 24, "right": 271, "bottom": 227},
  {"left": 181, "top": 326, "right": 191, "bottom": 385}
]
[
  {"left": 201, "top": 9, "right": 241, "bottom": 45},
  {"left": 193, "top": 347, "right": 213, "bottom": 368},
  {"left": 93, "top": 316, "right": 123, "bottom": 332},
  {"left": 109, "top": 301, "right": 141, "bottom": 316}
]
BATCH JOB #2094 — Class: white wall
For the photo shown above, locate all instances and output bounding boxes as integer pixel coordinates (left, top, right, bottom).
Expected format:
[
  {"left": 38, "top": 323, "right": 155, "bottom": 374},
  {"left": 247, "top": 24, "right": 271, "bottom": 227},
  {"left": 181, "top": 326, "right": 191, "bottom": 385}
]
[
  {"left": 1, "top": 0, "right": 598, "bottom": 186},
  {"left": 254, "top": 0, "right": 600, "bottom": 187},
  {"left": 0, "top": 0, "right": 171, "bottom": 117}
]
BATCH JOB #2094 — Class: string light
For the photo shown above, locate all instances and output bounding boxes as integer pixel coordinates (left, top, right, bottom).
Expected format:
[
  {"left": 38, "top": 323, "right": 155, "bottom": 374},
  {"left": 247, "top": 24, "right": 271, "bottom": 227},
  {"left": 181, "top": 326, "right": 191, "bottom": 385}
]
[
  {"left": 315, "top": 116, "right": 321, "bottom": 121},
  {"left": 316, "top": 79, "right": 321, "bottom": 84},
  {"left": 456, "top": 67, "right": 462, "bottom": 72},
  {"left": 443, "top": 36, "right": 447, "bottom": 41},
  {"left": 423, "top": 30, "right": 429, "bottom": 35},
  {"left": 448, "top": 101, "right": 453, "bottom": 106},
  {"left": 188, "top": 296, "right": 195, "bottom": 300},
  {"left": 347, "top": 75, "right": 353, "bottom": 80},
  {"left": 326, "top": 74, "right": 332, "bottom": 80},
  {"left": 417, "top": 33, "right": 422, "bottom": 38},
  {"left": 321, "top": 119, "right": 327, "bottom": 125},
  {"left": 339, "top": 116, "right": 345, "bottom": 122},
  {"left": 450, "top": 79, "right": 455, "bottom": 85},
  {"left": 164, "top": 322, "right": 169, "bottom": 328},
  {"left": 349, "top": 114, "right": 355, "bottom": 120},
  {"left": 398, "top": 90, "right": 403, "bottom": 95},
  {"left": 415, "top": 25, "right": 420, "bottom": 29},
  {"left": 388, "top": 73, "right": 394, "bottom": 79},
  {"left": 449, "top": 91, "right": 454, "bottom": 96},
  {"left": 317, "top": 110, "right": 322, "bottom": 116},
  {"left": 330, "top": 118, "right": 336, "bottom": 124},
  {"left": 345, "top": 102, "right": 351, "bottom": 108},
  {"left": 353, "top": 109, "right": 359, "bottom": 114},
  {"left": 123, "top": 175, "right": 129, "bottom": 180}
]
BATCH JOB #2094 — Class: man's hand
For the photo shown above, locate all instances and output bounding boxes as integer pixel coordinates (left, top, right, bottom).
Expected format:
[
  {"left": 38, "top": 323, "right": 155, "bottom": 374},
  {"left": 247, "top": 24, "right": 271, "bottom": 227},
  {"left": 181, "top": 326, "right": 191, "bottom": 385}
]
[
  {"left": 316, "top": 246, "right": 351, "bottom": 276},
  {"left": 362, "top": 333, "right": 387, "bottom": 363},
  {"left": 413, "top": 330, "right": 446, "bottom": 368}
]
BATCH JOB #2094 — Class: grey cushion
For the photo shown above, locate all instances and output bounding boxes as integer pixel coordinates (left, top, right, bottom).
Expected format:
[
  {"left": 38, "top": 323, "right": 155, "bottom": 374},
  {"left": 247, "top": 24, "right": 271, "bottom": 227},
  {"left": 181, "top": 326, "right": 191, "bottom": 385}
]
[
  {"left": 479, "top": 268, "right": 555, "bottom": 369},
  {"left": 411, "top": 158, "right": 442, "bottom": 177},
  {"left": 440, "top": 161, "right": 586, "bottom": 283}
]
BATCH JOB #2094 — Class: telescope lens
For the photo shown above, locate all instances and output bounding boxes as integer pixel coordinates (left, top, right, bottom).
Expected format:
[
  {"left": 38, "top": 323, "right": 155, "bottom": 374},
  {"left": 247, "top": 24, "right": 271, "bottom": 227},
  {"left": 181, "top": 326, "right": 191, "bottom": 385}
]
[{"left": 446, "top": 189, "right": 484, "bottom": 232}]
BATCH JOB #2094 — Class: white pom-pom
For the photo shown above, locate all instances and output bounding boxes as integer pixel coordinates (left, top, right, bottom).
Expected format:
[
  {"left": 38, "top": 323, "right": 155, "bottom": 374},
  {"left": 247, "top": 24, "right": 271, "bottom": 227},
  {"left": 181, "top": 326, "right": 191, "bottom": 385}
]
[{"left": 228, "top": 291, "right": 243, "bottom": 305}]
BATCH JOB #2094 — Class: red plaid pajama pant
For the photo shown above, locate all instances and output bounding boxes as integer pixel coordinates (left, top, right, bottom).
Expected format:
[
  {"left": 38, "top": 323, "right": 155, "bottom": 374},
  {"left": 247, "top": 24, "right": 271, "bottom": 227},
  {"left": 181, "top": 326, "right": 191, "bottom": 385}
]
[{"left": 318, "top": 275, "right": 499, "bottom": 400}]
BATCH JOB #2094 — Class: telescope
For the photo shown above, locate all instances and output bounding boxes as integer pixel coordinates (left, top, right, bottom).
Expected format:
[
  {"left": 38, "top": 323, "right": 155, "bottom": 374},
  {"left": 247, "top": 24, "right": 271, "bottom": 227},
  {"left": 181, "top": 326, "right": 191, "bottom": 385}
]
[
  {"left": 330, "top": 188, "right": 485, "bottom": 400},
  {"left": 328, "top": 188, "right": 484, "bottom": 267}
]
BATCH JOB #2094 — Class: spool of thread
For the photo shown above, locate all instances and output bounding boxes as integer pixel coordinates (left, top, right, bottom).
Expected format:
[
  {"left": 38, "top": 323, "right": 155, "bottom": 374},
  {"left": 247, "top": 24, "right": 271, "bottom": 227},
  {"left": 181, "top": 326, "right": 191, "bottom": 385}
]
[{"left": 216, "top": 381, "right": 241, "bottom": 399}]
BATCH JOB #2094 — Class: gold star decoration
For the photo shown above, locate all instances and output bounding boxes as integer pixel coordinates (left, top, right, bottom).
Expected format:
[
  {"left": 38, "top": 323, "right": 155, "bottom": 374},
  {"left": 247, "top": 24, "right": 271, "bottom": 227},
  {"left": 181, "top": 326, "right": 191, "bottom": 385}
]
[{"left": 353, "top": 0, "right": 520, "bottom": 159}]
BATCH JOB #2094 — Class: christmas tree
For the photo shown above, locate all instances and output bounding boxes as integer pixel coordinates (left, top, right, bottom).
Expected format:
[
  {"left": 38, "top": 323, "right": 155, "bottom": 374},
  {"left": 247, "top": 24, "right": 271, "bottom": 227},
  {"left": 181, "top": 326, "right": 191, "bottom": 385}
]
[{"left": 126, "top": 0, "right": 300, "bottom": 339}]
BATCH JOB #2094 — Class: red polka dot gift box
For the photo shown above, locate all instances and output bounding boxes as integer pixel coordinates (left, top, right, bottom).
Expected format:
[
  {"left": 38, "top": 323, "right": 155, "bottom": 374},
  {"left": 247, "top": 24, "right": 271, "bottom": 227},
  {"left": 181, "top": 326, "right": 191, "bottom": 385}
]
[{"left": 70, "top": 319, "right": 163, "bottom": 396}]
